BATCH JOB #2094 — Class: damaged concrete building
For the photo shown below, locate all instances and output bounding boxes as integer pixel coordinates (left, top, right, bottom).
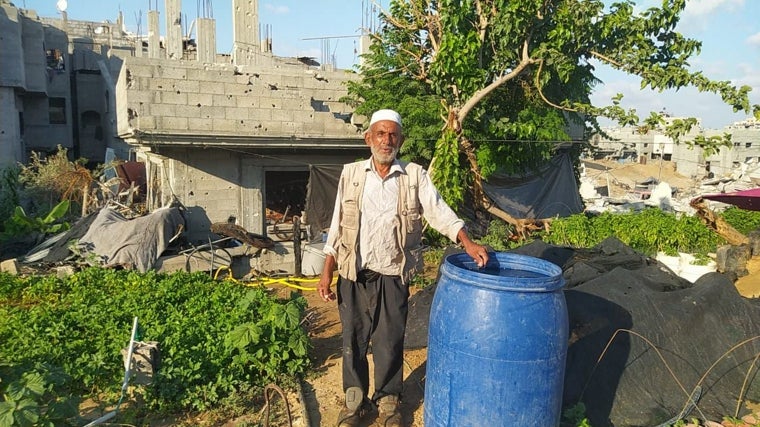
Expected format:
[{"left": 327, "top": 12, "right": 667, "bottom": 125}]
[
  {"left": 0, "top": 1, "right": 127, "bottom": 167},
  {"left": 589, "top": 115, "right": 760, "bottom": 180},
  {"left": 1, "top": 0, "right": 370, "bottom": 274}
]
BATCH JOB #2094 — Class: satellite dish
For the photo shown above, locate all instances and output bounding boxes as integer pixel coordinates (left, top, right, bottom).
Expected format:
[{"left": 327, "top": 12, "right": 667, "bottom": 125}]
[{"left": 56, "top": 0, "right": 68, "bottom": 12}]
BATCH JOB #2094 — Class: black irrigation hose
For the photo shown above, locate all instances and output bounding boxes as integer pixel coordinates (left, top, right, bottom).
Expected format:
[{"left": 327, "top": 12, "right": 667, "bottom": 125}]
[{"left": 181, "top": 239, "right": 232, "bottom": 274}]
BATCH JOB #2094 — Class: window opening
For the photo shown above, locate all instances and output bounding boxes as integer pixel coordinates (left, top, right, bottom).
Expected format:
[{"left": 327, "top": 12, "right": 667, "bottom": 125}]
[
  {"left": 49, "top": 98, "right": 66, "bottom": 124},
  {"left": 46, "top": 48, "right": 65, "bottom": 71}
]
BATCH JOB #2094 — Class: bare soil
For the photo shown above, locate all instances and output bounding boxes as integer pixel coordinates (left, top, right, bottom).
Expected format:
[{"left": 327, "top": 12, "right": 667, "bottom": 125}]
[
  {"left": 735, "top": 257, "right": 760, "bottom": 298},
  {"left": 296, "top": 286, "right": 428, "bottom": 427},
  {"left": 584, "top": 159, "right": 698, "bottom": 197}
]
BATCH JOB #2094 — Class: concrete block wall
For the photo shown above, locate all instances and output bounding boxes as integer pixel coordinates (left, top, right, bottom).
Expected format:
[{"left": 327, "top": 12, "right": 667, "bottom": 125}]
[
  {"left": 704, "top": 128, "right": 760, "bottom": 177},
  {"left": 20, "top": 13, "right": 47, "bottom": 93},
  {"left": 0, "top": 3, "right": 25, "bottom": 88},
  {"left": 668, "top": 127, "right": 760, "bottom": 179},
  {"left": 0, "top": 88, "right": 24, "bottom": 168},
  {"left": 598, "top": 125, "right": 760, "bottom": 179},
  {"left": 117, "top": 56, "right": 362, "bottom": 139},
  {"left": 139, "top": 147, "right": 363, "bottom": 244}
]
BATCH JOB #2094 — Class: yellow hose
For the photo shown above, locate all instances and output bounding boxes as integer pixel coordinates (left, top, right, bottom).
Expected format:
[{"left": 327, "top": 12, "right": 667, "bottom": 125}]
[{"left": 213, "top": 266, "right": 335, "bottom": 291}]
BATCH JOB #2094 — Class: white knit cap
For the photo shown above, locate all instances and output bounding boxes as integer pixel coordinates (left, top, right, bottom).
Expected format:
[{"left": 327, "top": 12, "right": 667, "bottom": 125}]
[{"left": 369, "top": 109, "right": 402, "bottom": 127}]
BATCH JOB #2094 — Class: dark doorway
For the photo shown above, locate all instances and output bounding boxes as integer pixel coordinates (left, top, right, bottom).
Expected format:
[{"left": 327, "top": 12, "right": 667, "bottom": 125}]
[{"left": 265, "top": 170, "right": 309, "bottom": 225}]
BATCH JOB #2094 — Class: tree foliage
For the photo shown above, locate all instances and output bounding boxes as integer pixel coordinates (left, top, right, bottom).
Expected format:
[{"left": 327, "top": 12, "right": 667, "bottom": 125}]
[{"left": 344, "top": 0, "right": 757, "bottom": 221}]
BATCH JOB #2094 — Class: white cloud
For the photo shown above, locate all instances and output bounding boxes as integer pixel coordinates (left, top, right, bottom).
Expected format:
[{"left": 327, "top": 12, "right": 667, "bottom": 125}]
[
  {"left": 733, "top": 63, "right": 760, "bottom": 99},
  {"left": 684, "top": 0, "right": 744, "bottom": 17},
  {"left": 264, "top": 3, "right": 289, "bottom": 14},
  {"left": 747, "top": 32, "right": 760, "bottom": 47},
  {"left": 679, "top": 0, "right": 745, "bottom": 33}
]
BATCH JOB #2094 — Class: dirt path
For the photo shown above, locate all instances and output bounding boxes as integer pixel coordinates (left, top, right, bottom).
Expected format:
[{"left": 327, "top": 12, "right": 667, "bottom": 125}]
[{"left": 295, "top": 287, "right": 427, "bottom": 427}]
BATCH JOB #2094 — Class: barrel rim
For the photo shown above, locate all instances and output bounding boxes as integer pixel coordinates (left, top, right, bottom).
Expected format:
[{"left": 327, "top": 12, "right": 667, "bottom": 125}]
[{"left": 441, "top": 252, "right": 564, "bottom": 292}]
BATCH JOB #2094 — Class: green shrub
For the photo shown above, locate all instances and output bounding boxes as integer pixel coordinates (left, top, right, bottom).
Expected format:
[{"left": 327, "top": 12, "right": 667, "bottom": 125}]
[
  {"left": 0, "top": 166, "right": 21, "bottom": 233},
  {"left": 721, "top": 206, "right": 760, "bottom": 235},
  {"left": 541, "top": 209, "right": 722, "bottom": 256},
  {"left": 0, "top": 268, "right": 311, "bottom": 419},
  {"left": 0, "top": 200, "right": 71, "bottom": 242},
  {"left": 468, "top": 209, "right": 724, "bottom": 258},
  {"left": 0, "top": 361, "right": 81, "bottom": 427}
]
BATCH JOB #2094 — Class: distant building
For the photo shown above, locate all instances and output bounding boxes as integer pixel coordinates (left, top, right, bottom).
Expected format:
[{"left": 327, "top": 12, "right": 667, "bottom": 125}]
[
  {"left": 1, "top": 2, "right": 75, "bottom": 167},
  {"left": 590, "top": 114, "right": 760, "bottom": 179}
]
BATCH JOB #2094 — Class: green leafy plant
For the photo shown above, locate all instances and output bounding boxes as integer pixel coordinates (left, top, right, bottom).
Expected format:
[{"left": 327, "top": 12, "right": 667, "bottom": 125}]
[
  {"left": 479, "top": 219, "right": 518, "bottom": 251},
  {"left": 0, "top": 200, "right": 70, "bottom": 241},
  {"left": 224, "top": 289, "right": 311, "bottom": 384},
  {"left": 409, "top": 247, "right": 445, "bottom": 288},
  {"left": 0, "top": 362, "right": 80, "bottom": 427},
  {"left": 0, "top": 166, "right": 21, "bottom": 233},
  {"left": 0, "top": 268, "right": 312, "bottom": 420},
  {"left": 540, "top": 209, "right": 721, "bottom": 257},
  {"left": 561, "top": 402, "right": 591, "bottom": 427},
  {"left": 18, "top": 146, "right": 95, "bottom": 216},
  {"left": 721, "top": 206, "right": 760, "bottom": 235}
]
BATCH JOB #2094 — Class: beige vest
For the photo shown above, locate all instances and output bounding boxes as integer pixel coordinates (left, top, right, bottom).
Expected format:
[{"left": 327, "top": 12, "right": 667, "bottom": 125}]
[{"left": 335, "top": 160, "right": 425, "bottom": 284}]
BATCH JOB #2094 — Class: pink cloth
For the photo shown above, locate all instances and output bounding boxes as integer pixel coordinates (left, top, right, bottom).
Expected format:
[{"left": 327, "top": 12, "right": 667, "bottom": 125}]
[{"left": 701, "top": 188, "right": 760, "bottom": 211}]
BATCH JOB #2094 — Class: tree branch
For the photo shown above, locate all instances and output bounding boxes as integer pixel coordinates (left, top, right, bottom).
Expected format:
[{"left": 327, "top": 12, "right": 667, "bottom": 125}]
[
  {"left": 589, "top": 50, "right": 626, "bottom": 70},
  {"left": 458, "top": 39, "right": 534, "bottom": 122},
  {"left": 535, "top": 59, "right": 578, "bottom": 112}
]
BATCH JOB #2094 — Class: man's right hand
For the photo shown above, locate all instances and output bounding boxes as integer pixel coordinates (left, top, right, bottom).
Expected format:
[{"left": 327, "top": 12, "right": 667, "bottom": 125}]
[
  {"left": 318, "top": 254, "right": 338, "bottom": 302},
  {"left": 317, "top": 275, "right": 336, "bottom": 302}
]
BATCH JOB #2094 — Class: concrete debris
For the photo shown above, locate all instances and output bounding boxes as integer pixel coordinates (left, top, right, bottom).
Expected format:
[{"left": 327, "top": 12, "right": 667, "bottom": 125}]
[
  {"left": 0, "top": 259, "right": 20, "bottom": 275},
  {"left": 580, "top": 159, "right": 760, "bottom": 216}
]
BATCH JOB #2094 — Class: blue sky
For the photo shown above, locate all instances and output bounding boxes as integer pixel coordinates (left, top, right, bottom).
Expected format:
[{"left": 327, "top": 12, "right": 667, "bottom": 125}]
[{"left": 22, "top": 0, "right": 760, "bottom": 129}]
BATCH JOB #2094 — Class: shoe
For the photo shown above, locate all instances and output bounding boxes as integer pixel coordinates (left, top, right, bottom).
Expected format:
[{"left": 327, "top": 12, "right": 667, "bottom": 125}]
[
  {"left": 376, "top": 395, "right": 403, "bottom": 427},
  {"left": 336, "top": 386, "right": 367, "bottom": 427}
]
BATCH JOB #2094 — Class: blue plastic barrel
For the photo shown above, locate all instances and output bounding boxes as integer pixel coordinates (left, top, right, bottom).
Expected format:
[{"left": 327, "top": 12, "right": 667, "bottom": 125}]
[{"left": 424, "top": 252, "right": 568, "bottom": 427}]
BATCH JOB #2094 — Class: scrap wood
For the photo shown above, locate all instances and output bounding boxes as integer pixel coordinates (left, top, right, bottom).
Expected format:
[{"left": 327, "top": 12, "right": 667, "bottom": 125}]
[
  {"left": 483, "top": 202, "right": 551, "bottom": 240},
  {"left": 689, "top": 197, "right": 749, "bottom": 246},
  {"left": 210, "top": 222, "right": 275, "bottom": 249}
]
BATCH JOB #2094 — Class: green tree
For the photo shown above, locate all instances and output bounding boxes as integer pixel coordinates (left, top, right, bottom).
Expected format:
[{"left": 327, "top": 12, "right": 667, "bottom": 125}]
[{"left": 344, "top": 0, "right": 757, "bottom": 231}]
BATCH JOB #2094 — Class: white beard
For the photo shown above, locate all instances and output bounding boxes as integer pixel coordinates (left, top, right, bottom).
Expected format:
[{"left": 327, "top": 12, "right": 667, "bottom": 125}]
[{"left": 371, "top": 144, "right": 399, "bottom": 165}]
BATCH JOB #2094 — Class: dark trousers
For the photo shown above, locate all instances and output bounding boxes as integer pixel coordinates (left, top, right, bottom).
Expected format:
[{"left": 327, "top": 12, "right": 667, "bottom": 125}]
[{"left": 337, "top": 270, "right": 409, "bottom": 402}]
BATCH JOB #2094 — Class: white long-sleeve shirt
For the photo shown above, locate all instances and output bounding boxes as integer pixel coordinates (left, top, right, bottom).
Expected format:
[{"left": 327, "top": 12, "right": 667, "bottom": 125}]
[{"left": 324, "top": 158, "right": 464, "bottom": 276}]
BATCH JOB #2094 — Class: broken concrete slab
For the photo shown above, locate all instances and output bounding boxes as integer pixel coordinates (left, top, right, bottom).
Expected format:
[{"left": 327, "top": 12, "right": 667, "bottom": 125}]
[{"left": 0, "top": 258, "right": 20, "bottom": 275}]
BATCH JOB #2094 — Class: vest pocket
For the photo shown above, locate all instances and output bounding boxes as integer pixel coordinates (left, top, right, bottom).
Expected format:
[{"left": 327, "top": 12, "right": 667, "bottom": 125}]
[
  {"left": 336, "top": 241, "right": 352, "bottom": 271},
  {"left": 340, "top": 205, "right": 359, "bottom": 229},
  {"left": 404, "top": 206, "right": 422, "bottom": 234}
]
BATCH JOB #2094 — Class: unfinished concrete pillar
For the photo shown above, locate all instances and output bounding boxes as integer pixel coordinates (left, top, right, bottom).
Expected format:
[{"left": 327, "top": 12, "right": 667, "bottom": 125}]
[
  {"left": 117, "top": 11, "right": 123, "bottom": 34},
  {"left": 0, "top": 2, "right": 25, "bottom": 88},
  {"left": 232, "top": 0, "right": 259, "bottom": 66},
  {"left": 165, "top": 0, "right": 183, "bottom": 59},
  {"left": 359, "top": 32, "right": 371, "bottom": 68},
  {"left": 147, "top": 9, "right": 160, "bottom": 58},
  {"left": 196, "top": 17, "right": 216, "bottom": 64},
  {"left": 0, "top": 88, "right": 23, "bottom": 169}
]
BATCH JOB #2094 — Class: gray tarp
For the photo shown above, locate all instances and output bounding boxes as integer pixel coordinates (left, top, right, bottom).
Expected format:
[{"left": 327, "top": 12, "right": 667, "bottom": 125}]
[
  {"left": 77, "top": 206, "right": 185, "bottom": 272},
  {"left": 304, "top": 164, "right": 343, "bottom": 239},
  {"left": 483, "top": 151, "right": 583, "bottom": 218}
]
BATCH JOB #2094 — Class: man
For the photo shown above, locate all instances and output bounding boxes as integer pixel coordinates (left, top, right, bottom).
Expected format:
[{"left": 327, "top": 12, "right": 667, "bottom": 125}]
[{"left": 317, "top": 109, "right": 489, "bottom": 427}]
